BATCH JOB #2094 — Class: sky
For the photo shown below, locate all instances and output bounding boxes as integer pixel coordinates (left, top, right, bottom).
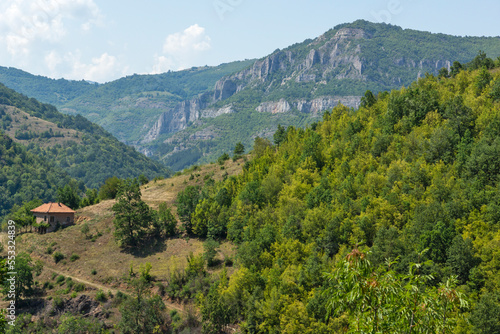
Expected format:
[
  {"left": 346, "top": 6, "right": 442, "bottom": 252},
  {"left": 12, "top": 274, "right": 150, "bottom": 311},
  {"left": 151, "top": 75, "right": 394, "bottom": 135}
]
[{"left": 0, "top": 0, "right": 499, "bottom": 83}]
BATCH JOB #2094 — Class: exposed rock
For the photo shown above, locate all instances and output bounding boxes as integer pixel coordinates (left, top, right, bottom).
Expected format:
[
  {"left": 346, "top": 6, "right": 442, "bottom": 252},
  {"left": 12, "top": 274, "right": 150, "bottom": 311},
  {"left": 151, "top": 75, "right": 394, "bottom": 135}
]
[
  {"left": 201, "top": 105, "right": 234, "bottom": 118},
  {"left": 294, "top": 96, "right": 361, "bottom": 114},
  {"left": 256, "top": 99, "right": 291, "bottom": 114}
]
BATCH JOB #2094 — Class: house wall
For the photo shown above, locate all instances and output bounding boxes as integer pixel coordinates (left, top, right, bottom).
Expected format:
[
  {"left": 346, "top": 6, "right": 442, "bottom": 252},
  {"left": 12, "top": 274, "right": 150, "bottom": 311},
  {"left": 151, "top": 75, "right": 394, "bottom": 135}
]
[{"left": 34, "top": 213, "right": 74, "bottom": 233}]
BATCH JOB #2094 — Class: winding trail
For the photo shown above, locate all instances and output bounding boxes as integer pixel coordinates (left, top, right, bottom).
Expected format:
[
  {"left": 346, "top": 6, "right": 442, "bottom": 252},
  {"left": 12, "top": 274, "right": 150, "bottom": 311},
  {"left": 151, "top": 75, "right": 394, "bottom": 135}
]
[{"left": 43, "top": 265, "right": 186, "bottom": 314}]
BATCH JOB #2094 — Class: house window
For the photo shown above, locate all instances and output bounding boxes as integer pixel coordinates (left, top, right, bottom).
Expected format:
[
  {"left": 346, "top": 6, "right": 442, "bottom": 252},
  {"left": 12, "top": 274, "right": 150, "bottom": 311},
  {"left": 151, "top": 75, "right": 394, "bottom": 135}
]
[
  {"left": 66, "top": 217, "right": 70, "bottom": 223},
  {"left": 50, "top": 216, "right": 54, "bottom": 223},
  {"left": 44, "top": 216, "right": 47, "bottom": 221}
]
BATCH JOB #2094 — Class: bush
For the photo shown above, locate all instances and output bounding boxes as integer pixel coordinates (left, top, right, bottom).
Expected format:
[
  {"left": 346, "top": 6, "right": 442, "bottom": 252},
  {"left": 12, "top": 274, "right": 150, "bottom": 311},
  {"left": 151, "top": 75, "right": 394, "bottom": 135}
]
[
  {"left": 46, "top": 246, "right": 54, "bottom": 255},
  {"left": 53, "top": 251, "right": 65, "bottom": 263},
  {"left": 95, "top": 289, "right": 107, "bottom": 302},
  {"left": 91, "top": 269, "right": 97, "bottom": 275},
  {"left": 74, "top": 283, "right": 85, "bottom": 292},
  {"left": 70, "top": 253, "right": 80, "bottom": 262},
  {"left": 56, "top": 275, "right": 65, "bottom": 284}
]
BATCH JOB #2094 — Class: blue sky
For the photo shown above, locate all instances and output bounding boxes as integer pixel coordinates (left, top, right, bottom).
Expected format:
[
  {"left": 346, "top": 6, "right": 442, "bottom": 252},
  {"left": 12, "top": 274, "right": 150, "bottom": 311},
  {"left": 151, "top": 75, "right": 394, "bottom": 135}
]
[{"left": 0, "top": 0, "right": 499, "bottom": 83}]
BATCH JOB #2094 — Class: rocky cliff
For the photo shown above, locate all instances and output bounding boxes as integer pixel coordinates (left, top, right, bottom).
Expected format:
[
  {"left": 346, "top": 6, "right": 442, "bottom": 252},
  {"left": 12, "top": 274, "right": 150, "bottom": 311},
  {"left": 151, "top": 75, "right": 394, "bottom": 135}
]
[{"left": 145, "top": 21, "right": 480, "bottom": 143}]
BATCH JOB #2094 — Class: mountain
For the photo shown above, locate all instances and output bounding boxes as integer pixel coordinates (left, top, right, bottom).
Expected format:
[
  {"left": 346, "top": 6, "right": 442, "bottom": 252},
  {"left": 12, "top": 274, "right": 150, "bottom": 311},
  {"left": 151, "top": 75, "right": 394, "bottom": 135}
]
[
  {"left": 0, "top": 83, "right": 170, "bottom": 189},
  {"left": 0, "top": 60, "right": 255, "bottom": 143},
  {"left": 1, "top": 21, "right": 500, "bottom": 171},
  {"left": 140, "top": 20, "right": 500, "bottom": 169}
]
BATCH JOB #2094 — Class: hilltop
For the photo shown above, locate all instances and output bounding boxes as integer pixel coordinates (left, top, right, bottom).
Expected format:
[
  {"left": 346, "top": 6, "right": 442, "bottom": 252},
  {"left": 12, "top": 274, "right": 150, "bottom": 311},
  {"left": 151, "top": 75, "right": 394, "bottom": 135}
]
[
  {"left": 0, "top": 83, "right": 170, "bottom": 190},
  {"left": 1, "top": 21, "right": 500, "bottom": 172}
]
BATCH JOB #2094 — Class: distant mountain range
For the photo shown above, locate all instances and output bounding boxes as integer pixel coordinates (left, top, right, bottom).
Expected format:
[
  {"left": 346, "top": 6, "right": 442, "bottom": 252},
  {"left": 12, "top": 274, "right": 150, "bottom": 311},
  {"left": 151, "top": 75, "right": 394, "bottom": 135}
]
[{"left": 1, "top": 20, "right": 500, "bottom": 170}]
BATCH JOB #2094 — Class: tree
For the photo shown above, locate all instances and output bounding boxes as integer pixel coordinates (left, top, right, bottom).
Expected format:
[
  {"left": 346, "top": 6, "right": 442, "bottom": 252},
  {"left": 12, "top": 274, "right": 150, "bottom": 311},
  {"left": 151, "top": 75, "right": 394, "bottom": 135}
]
[
  {"left": 118, "top": 277, "right": 170, "bottom": 333},
  {"left": 56, "top": 184, "right": 81, "bottom": 210},
  {"left": 470, "top": 292, "right": 500, "bottom": 334},
  {"left": 10, "top": 199, "right": 41, "bottom": 233},
  {"left": 2, "top": 252, "right": 34, "bottom": 304},
  {"left": 138, "top": 174, "right": 149, "bottom": 185},
  {"left": 360, "top": 90, "right": 377, "bottom": 108},
  {"left": 234, "top": 142, "right": 245, "bottom": 157},
  {"left": 273, "top": 124, "right": 287, "bottom": 146},
  {"left": 98, "top": 176, "right": 122, "bottom": 200},
  {"left": 175, "top": 185, "right": 201, "bottom": 234},
  {"left": 203, "top": 239, "right": 220, "bottom": 267},
  {"left": 450, "top": 61, "right": 463, "bottom": 77},
  {"left": 474, "top": 66, "right": 493, "bottom": 96},
  {"left": 252, "top": 137, "right": 272, "bottom": 158},
  {"left": 201, "top": 278, "right": 233, "bottom": 334},
  {"left": 112, "top": 179, "right": 153, "bottom": 246},
  {"left": 153, "top": 202, "right": 177, "bottom": 238}
]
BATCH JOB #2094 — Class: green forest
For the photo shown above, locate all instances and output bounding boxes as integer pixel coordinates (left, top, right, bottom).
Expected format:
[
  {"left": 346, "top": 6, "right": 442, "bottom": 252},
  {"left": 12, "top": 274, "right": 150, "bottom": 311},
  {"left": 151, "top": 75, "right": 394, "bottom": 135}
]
[
  {"left": 0, "top": 132, "right": 71, "bottom": 218},
  {"left": 166, "top": 60, "right": 500, "bottom": 332},
  {"left": 0, "top": 82, "right": 170, "bottom": 189}
]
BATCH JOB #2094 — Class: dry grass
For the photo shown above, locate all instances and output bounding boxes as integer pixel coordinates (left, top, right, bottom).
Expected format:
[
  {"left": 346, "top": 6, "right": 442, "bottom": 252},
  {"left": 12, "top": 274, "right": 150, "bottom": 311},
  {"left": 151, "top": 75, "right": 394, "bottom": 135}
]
[
  {"left": 10, "top": 157, "right": 243, "bottom": 297},
  {"left": 2, "top": 105, "right": 82, "bottom": 148}
]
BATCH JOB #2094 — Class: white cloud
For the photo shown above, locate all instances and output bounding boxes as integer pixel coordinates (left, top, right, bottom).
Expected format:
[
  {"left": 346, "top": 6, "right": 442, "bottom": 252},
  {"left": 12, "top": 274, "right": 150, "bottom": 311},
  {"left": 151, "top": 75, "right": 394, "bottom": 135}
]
[
  {"left": 45, "top": 50, "right": 62, "bottom": 71},
  {"left": 163, "top": 24, "right": 211, "bottom": 54},
  {"left": 152, "top": 24, "right": 212, "bottom": 73},
  {"left": 0, "top": 0, "right": 102, "bottom": 57},
  {"left": 151, "top": 55, "right": 175, "bottom": 75},
  {"left": 67, "top": 52, "right": 126, "bottom": 83}
]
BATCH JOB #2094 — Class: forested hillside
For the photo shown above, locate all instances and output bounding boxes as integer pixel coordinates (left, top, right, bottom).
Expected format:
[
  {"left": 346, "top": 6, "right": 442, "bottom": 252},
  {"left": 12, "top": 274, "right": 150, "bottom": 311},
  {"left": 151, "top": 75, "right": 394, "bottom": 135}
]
[
  {"left": 178, "top": 62, "right": 500, "bottom": 332},
  {"left": 0, "top": 83, "right": 170, "bottom": 189},
  {"left": 0, "top": 132, "right": 72, "bottom": 218}
]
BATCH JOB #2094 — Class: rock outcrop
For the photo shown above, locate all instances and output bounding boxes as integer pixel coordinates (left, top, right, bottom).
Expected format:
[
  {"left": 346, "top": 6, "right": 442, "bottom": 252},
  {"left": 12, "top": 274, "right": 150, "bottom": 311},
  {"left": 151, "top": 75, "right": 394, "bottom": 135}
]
[{"left": 142, "top": 22, "right": 457, "bottom": 143}]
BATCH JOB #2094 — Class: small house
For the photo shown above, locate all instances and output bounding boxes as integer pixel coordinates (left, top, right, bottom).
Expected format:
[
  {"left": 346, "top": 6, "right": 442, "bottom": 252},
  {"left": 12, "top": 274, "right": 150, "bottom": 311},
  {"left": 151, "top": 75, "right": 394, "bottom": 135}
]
[{"left": 31, "top": 202, "right": 75, "bottom": 233}]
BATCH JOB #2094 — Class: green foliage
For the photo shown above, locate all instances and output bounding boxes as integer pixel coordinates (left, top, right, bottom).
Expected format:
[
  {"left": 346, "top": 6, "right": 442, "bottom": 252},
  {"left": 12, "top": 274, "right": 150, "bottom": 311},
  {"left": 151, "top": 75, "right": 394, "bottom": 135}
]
[
  {"left": 177, "top": 67, "right": 500, "bottom": 332},
  {"left": 2, "top": 253, "right": 34, "bottom": 303},
  {"left": 112, "top": 178, "right": 154, "bottom": 246},
  {"left": 57, "top": 313, "right": 108, "bottom": 334},
  {"left": 154, "top": 202, "right": 178, "bottom": 238},
  {"left": 53, "top": 252, "right": 65, "bottom": 264},
  {"left": 118, "top": 276, "right": 170, "bottom": 333},
  {"left": 325, "top": 248, "right": 468, "bottom": 333},
  {"left": 98, "top": 176, "right": 122, "bottom": 200},
  {"left": 234, "top": 142, "right": 245, "bottom": 156},
  {"left": 217, "top": 153, "right": 230, "bottom": 165},
  {"left": 203, "top": 239, "right": 220, "bottom": 267},
  {"left": 175, "top": 185, "right": 201, "bottom": 234},
  {"left": 69, "top": 253, "right": 80, "bottom": 262},
  {"left": 95, "top": 289, "right": 107, "bottom": 303},
  {"left": 56, "top": 183, "right": 81, "bottom": 210},
  {"left": 0, "top": 132, "right": 72, "bottom": 219}
]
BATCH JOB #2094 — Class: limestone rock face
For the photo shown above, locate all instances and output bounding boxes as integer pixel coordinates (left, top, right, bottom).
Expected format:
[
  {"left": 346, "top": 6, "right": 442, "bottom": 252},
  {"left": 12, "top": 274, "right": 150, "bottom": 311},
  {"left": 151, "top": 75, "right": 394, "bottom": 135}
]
[
  {"left": 256, "top": 99, "right": 291, "bottom": 114},
  {"left": 142, "top": 22, "right": 455, "bottom": 143}
]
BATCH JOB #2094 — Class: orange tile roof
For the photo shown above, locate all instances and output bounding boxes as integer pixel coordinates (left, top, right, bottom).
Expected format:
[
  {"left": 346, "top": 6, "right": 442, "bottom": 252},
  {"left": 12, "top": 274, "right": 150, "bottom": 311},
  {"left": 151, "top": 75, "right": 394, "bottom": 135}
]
[{"left": 31, "top": 202, "right": 76, "bottom": 214}]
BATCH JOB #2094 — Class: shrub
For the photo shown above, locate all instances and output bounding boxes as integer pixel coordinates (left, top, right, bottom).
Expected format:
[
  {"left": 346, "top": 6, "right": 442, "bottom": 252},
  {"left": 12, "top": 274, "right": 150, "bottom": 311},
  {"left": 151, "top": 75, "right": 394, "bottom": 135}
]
[
  {"left": 91, "top": 269, "right": 97, "bottom": 275},
  {"left": 70, "top": 253, "right": 80, "bottom": 262},
  {"left": 95, "top": 289, "right": 107, "bottom": 302},
  {"left": 56, "top": 275, "right": 65, "bottom": 284},
  {"left": 46, "top": 246, "right": 54, "bottom": 255},
  {"left": 74, "top": 283, "right": 85, "bottom": 292},
  {"left": 53, "top": 251, "right": 65, "bottom": 263}
]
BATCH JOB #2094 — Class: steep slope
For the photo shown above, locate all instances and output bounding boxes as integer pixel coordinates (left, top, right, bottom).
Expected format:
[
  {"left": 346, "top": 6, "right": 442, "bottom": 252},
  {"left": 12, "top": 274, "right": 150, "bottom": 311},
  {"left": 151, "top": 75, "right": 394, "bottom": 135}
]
[
  {"left": 0, "top": 130, "right": 72, "bottom": 218},
  {"left": 0, "top": 83, "right": 170, "bottom": 189},
  {"left": 173, "top": 65, "right": 500, "bottom": 331},
  {"left": 0, "top": 60, "right": 255, "bottom": 144},
  {"left": 142, "top": 20, "right": 500, "bottom": 169}
]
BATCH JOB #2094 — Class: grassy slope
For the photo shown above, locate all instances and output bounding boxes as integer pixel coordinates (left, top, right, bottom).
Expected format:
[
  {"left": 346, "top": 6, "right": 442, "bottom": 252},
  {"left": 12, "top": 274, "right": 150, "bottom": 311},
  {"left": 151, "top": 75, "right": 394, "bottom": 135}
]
[
  {"left": 8, "top": 157, "right": 244, "bottom": 317},
  {"left": 2, "top": 105, "right": 83, "bottom": 148}
]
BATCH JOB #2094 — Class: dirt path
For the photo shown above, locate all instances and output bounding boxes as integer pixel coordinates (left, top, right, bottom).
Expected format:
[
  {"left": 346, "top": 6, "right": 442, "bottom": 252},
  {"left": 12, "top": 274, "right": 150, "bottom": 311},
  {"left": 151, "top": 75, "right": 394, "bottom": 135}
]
[{"left": 43, "top": 265, "right": 186, "bottom": 314}]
